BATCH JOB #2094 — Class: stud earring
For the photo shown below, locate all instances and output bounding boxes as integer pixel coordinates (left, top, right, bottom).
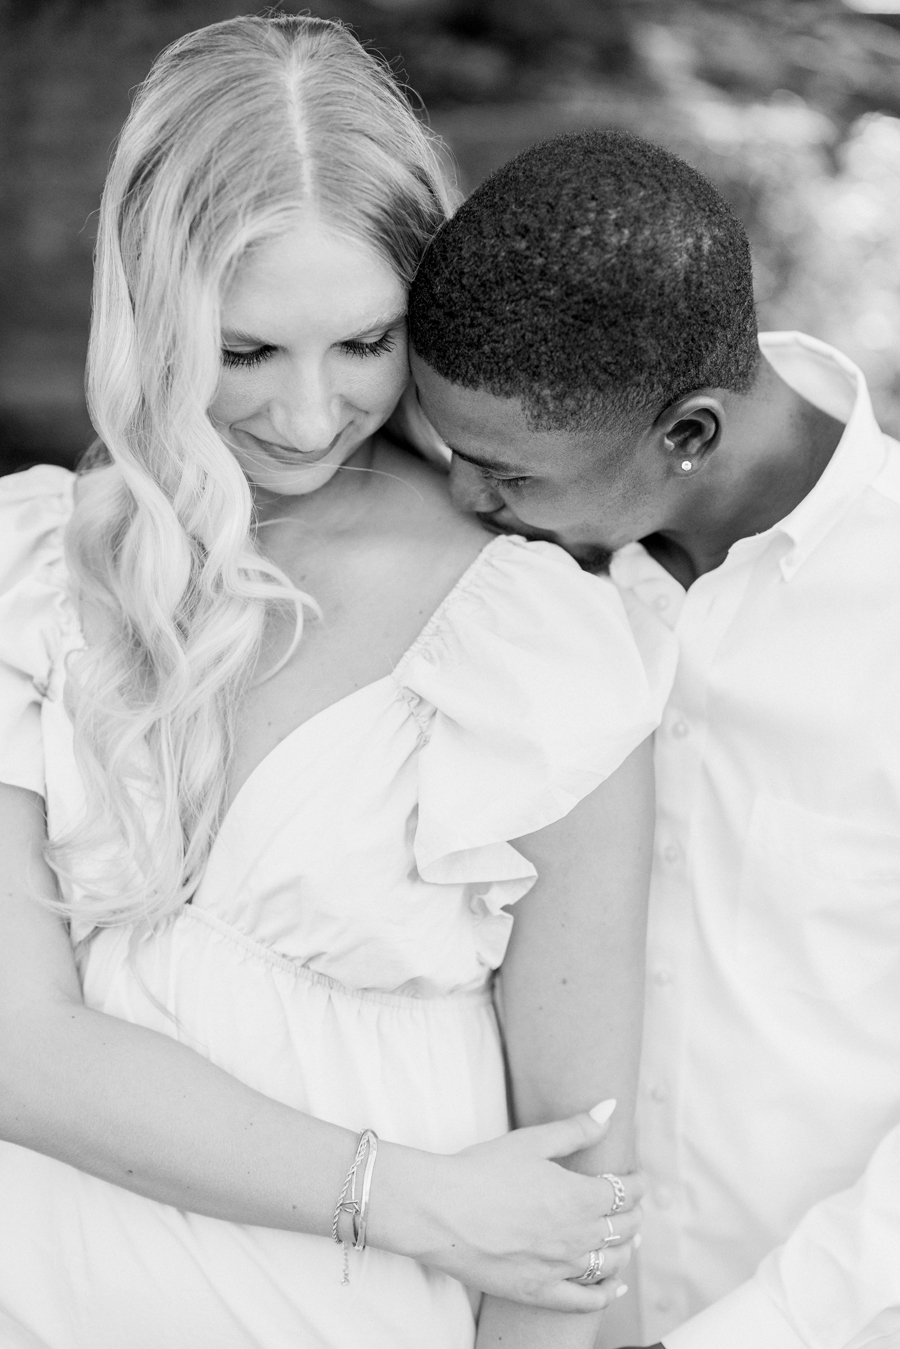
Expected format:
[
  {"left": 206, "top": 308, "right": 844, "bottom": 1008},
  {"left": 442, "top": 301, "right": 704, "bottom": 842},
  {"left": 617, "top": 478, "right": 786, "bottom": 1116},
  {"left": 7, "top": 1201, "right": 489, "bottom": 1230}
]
[{"left": 680, "top": 460, "right": 693, "bottom": 473}]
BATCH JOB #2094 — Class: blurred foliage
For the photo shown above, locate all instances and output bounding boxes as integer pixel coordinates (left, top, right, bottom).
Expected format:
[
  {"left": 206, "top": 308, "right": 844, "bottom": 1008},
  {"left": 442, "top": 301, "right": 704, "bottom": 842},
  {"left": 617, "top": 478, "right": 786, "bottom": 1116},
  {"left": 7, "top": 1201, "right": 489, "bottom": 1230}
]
[{"left": 2, "top": 0, "right": 900, "bottom": 472}]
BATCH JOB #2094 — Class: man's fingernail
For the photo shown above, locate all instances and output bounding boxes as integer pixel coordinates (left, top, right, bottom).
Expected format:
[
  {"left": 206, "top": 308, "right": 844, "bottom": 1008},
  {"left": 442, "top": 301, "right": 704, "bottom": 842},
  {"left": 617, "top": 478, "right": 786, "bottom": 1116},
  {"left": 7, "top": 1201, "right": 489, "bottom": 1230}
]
[
  {"left": 615, "top": 1283, "right": 629, "bottom": 1298},
  {"left": 633, "top": 1233, "right": 642, "bottom": 1249},
  {"left": 589, "top": 1098, "right": 617, "bottom": 1124}
]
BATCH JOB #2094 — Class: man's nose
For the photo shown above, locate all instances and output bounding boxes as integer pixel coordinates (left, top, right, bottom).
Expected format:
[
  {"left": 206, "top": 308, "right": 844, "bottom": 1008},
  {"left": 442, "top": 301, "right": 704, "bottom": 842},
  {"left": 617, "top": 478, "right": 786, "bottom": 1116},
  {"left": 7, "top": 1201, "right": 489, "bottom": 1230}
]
[
  {"left": 268, "top": 363, "right": 341, "bottom": 453},
  {"left": 449, "top": 455, "right": 503, "bottom": 515}
]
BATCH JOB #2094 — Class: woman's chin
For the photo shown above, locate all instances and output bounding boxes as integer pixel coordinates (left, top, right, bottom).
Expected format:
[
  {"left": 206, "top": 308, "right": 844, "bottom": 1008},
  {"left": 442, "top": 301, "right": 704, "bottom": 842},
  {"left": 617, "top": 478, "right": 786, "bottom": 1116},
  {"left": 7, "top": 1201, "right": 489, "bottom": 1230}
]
[
  {"left": 236, "top": 441, "right": 364, "bottom": 498},
  {"left": 245, "top": 461, "right": 343, "bottom": 497}
]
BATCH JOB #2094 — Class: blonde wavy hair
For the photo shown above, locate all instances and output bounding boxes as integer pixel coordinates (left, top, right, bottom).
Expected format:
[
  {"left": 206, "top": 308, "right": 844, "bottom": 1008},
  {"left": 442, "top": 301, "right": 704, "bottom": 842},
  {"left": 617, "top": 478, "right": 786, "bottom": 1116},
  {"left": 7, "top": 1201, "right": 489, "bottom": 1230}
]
[{"left": 51, "top": 14, "right": 451, "bottom": 929}]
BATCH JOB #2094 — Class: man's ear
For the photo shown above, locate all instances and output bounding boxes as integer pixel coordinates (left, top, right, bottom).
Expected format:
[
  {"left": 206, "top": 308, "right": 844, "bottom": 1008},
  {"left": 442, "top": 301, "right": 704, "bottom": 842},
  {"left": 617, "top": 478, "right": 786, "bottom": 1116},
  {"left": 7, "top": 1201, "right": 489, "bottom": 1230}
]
[{"left": 653, "top": 392, "right": 725, "bottom": 478}]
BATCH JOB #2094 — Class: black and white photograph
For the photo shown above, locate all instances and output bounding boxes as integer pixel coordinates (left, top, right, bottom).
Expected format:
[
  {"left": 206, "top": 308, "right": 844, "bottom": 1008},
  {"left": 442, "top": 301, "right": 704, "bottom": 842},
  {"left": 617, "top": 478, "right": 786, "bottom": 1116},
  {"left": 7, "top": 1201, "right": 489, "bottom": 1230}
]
[{"left": 1, "top": 2, "right": 899, "bottom": 1346}]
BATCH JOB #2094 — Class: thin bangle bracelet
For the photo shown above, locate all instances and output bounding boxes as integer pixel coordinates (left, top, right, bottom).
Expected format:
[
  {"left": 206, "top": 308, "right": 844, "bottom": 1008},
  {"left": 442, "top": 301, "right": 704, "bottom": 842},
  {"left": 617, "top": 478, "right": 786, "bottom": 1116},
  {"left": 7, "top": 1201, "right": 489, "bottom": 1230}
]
[{"left": 354, "top": 1130, "right": 379, "bottom": 1252}]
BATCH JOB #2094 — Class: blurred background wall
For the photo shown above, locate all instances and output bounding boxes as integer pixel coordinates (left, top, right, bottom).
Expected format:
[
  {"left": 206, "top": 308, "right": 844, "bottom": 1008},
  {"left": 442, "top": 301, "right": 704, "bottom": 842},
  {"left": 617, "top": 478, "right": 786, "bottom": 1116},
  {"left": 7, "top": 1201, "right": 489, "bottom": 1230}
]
[{"left": 3, "top": 0, "right": 900, "bottom": 476}]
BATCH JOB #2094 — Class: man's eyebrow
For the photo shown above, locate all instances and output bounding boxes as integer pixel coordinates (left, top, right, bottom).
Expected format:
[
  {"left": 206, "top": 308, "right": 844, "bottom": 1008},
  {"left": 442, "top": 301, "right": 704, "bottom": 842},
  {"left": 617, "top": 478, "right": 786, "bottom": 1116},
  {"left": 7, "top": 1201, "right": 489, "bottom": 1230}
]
[{"left": 447, "top": 446, "right": 530, "bottom": 475}]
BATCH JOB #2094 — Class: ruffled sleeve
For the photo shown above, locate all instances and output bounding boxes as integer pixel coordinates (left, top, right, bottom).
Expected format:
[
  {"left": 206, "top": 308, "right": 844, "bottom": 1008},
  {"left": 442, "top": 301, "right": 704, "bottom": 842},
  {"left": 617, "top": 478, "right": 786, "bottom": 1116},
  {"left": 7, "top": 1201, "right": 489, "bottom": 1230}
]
[
  {"left": 397, "top": 533, "right": 677, "bottom": 918},
  {"left": 0, "top": 465, "right": 77, "bottom": 796}
]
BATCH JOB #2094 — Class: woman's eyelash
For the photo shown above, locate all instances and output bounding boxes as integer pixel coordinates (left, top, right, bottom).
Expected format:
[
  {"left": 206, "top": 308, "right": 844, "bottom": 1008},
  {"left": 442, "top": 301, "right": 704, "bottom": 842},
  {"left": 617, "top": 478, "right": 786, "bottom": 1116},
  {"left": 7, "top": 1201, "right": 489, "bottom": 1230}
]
[
  {"left": 222, "top": 345, "right": 275, "bottom": 369},
  {"left": 340, "top": 332, "right": 397, "bottom": 359},
  {"left": 221, "top": 331, "right": 398, "bottom": 368}
]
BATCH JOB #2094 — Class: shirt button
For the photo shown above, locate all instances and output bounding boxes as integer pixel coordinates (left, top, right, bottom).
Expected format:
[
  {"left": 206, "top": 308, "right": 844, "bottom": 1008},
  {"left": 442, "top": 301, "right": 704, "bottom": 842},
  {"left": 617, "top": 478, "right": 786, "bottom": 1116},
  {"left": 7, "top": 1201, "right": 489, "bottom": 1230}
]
[
  {"left": 653, "top": 594, "right": 670, "bottom": 611},
  {"left": 650, "top": 1084, "right": 667, "bottom": 1103},
  {"left": 672, "top": 720, "right": 690, "bottom": 738},
  {"left": 663, "top": 844, "right": 679, "bottom": 863},
  {"left": 655, "top": 1186, "right": 674, "bottom": 1209},
  {"left": 653, "top": 967, "right": 673, "bottom": 986}
]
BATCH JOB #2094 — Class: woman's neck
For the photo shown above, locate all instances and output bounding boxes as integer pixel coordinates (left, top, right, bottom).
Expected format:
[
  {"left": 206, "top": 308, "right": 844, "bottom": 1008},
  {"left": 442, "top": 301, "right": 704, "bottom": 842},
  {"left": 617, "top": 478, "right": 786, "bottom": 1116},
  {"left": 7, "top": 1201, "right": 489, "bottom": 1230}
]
[{"left": 252, "top": 436, "right": 380, "bottom": 541}]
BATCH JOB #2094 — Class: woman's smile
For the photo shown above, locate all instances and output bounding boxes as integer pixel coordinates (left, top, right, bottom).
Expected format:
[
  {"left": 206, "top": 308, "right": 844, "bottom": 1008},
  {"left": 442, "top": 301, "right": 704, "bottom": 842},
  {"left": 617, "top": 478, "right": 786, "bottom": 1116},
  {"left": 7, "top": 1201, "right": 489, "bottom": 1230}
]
[
  {"left": 209, "top": 217, "right": 409, "bottom": 498},
  {"left": 242, "top": 426, "right": 347, "bottom": 463}
]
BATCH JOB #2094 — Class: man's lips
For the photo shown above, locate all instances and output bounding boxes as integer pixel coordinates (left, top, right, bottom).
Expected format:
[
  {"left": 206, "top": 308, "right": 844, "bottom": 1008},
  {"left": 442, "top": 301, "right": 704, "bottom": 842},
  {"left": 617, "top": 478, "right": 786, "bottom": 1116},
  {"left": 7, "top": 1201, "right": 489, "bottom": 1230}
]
[
  {"left": 475, "top": 511, "right": 612, "bottom": 573},
  {"left": 475, "top": 510, "right": 555, "bottom": 544}
]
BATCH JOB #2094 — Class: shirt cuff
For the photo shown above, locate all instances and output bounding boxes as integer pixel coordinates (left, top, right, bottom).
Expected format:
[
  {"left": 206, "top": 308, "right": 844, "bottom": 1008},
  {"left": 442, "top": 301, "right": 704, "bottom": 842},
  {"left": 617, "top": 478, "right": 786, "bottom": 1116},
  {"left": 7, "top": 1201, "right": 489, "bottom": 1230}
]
[{"left": 662, "top": 1279, "right": 806, "bottom": 1349}]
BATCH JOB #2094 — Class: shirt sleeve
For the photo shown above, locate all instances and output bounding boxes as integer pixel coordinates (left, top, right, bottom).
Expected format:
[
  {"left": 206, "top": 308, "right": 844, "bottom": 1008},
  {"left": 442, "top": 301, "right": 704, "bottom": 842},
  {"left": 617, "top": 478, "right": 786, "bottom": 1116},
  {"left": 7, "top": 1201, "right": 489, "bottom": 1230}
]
[
  {"left": 663, "top": 1124, "right": 900, "bottom": 1349},
  {"left": 397, "top": 533, "right": 677, "bottom": 968},
  {"left": 0, "top": 464, "right": 76, "bottom": 796}
]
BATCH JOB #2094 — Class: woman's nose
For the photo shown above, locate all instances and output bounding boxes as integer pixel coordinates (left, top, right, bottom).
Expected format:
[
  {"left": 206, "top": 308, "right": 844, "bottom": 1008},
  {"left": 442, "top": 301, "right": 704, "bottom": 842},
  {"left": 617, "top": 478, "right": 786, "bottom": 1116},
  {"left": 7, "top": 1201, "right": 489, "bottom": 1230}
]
[
  {"left": 267, "top": 363, "right": 342, "bottom": 453},
  {"left": 449, "top": 456, "right": 503, "bottom": 515}
]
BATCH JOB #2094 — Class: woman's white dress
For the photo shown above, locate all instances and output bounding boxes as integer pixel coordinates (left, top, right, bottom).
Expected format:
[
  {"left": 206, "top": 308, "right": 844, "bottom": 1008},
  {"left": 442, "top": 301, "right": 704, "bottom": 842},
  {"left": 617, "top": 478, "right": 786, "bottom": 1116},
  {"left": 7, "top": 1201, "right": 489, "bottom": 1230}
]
[{"left": 0, "top": 465, "right": 672, "bottom": 1349}]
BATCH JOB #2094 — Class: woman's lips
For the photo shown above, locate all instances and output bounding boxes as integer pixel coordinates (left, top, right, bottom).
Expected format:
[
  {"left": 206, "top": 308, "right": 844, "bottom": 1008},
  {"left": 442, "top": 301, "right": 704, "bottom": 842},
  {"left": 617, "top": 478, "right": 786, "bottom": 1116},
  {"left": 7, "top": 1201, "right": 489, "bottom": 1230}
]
[{"left": 247, "top": 428, "right": 344, "bottom": 462}]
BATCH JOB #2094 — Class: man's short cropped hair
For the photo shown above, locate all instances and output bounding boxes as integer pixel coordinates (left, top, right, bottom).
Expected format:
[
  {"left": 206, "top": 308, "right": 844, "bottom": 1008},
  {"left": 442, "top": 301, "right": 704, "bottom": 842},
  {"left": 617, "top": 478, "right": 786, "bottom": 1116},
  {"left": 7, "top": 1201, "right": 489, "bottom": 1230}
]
[{"left": 408, "top": 129, "right": 759, "bottom": 430}]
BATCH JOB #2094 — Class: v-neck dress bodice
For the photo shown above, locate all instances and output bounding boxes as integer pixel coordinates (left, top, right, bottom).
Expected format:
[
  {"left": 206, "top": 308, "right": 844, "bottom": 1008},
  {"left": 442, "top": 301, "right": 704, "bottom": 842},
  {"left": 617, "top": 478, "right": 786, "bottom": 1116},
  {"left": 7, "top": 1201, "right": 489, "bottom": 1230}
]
[{"left": 0, "top": 466, "right": 673, "bottom": 1349}]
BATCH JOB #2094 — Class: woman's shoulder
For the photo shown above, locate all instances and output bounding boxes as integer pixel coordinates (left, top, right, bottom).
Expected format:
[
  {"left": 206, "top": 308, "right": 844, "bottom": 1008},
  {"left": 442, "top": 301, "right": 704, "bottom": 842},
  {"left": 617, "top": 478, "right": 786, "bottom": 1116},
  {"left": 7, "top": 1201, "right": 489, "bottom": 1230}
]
[
  {"left": 371, "top": 437, "right": 493, "bottom": 585},
  {"left": 400, "top": 529, "right": 658, "bottom": 684},
  {"left": 399, "top": 529, "right": 676, "bottom": 887},
  {"left": 370, "top": 435, "right": 677, "bottom": 713},
  {"left": 399, "top": 528, "right": 675, "bottom": 755},
  {"left": 374, "top": 436, "right": 485, "bottom": 535}
]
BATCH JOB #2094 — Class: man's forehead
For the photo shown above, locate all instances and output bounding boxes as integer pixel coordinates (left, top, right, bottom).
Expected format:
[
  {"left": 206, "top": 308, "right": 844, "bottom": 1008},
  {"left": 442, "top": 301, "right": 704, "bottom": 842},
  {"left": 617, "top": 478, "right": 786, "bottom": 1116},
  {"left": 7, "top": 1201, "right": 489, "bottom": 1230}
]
[
  {"left": 411, "top": 355, "right": 577, "bottom": 471},
  {"left": 412, "top": 357, "right": 526, "bottom": 431}
]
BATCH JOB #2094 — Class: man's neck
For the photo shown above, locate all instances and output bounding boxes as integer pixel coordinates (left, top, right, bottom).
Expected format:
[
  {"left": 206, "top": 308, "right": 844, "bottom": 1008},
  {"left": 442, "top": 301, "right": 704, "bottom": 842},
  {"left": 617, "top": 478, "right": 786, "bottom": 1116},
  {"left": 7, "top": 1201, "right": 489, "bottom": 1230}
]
[{"left": 641, "top": 362, "right": 845, "bottom": 589}]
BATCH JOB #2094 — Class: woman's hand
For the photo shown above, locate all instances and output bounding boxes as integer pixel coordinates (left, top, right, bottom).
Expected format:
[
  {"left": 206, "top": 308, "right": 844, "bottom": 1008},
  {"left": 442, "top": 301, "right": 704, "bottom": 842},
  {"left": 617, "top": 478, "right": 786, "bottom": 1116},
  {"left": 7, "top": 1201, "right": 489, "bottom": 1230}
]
[{"left": 374, "top": 1107, "right": 643, "bottom": 1312}]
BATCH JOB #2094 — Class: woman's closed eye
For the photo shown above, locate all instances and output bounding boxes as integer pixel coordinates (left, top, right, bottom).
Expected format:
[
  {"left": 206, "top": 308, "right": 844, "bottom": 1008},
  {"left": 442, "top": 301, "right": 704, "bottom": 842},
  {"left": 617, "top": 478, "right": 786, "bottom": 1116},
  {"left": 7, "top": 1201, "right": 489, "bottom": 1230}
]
[
  {"left": 222, "top": 344, "right": 276, "bottom": 369},
  {"left": 340, "top": 330, "right": 398, "bottom": 359},
  {"left": 221, "top": 329, "right": 399, "bottom": 368}
]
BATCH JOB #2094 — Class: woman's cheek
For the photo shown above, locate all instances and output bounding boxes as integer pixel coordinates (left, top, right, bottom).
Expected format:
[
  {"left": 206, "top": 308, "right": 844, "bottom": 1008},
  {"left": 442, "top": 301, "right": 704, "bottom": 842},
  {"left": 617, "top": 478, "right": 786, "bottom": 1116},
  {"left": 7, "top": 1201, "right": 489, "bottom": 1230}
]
[
  {"left": 373, "top": 348, "right": 412, "bottom": 416},
  {"left": 208, "top": 370, "right": 253, "bottom": 430}
]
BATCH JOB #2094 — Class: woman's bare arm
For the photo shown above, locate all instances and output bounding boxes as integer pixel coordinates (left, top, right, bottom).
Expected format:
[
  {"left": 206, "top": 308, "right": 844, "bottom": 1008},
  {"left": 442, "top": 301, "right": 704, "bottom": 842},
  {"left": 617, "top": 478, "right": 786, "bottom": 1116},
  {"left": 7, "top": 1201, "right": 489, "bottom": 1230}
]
[
  {"left": 0, "top": 781, "right": 624, "bottom": 1312},
  {"left": 0, "top": 782, "right": 374, "bottom": 1232},
  {"left": 477, "top": 738, "right": 655, "bottom": 1348}
]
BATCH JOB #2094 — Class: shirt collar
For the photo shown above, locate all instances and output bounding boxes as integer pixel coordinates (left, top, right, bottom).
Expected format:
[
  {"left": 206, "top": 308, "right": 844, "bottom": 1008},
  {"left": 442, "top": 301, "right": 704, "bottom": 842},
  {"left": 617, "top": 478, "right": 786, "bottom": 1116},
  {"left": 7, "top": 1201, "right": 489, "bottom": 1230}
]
[
  {"left": 760, "top": 332, "right": 887, "bottom": 579},
  {"left": 613, "top": 332, "right": 888, "bottom": 592}
]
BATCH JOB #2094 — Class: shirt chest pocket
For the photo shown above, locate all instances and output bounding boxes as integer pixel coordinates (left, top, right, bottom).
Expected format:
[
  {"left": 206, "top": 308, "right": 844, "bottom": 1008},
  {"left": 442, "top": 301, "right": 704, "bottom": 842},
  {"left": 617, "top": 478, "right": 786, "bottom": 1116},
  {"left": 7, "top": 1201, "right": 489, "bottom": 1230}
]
[{"left": 736, "top": 795, "right": 900, "bottom": 1000}]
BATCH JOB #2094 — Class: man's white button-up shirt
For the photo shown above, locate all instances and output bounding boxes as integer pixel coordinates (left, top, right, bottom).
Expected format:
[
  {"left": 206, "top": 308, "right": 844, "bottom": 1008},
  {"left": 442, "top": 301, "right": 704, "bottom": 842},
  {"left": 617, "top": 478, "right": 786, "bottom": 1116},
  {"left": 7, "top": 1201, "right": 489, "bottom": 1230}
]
[{"left": 611, "top": 332, "right": 900, "bottom": 1349}]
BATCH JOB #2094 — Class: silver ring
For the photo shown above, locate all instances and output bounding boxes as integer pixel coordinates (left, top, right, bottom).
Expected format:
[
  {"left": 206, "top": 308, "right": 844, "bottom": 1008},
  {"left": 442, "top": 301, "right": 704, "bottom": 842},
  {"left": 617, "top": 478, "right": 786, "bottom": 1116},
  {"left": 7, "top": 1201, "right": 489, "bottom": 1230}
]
[
  {"left": 569, "top": 1248, "right": 605, "bottom": 1284},
  {"left": 601, "top": 1215, "right": 623, "bottom": 1247},
  {"left": 600, "top": 1172, "right": 626, "bottom": 1215}
]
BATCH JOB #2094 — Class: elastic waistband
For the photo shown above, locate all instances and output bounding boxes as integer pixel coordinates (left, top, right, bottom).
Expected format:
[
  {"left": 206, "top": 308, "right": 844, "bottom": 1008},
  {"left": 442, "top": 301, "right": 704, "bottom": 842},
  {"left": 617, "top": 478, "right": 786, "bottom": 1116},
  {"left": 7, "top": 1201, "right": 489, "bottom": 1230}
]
[{"left": 178, "top": 904, "right": 494, "bottom": 1009}]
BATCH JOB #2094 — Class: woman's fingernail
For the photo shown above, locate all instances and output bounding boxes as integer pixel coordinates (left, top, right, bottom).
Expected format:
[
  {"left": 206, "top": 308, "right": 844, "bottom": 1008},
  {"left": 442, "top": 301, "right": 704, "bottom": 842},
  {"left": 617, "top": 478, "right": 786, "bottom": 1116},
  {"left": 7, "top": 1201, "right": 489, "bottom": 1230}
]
[
  {"left": 589, "top": 1098, "right": 617, "bottom": 1125},
  {"left": 633, "top": 1233, "right": 642, "bottom": 1249},
  {"left": 615, "top": 1283, "right": 629, "bottom": 1298}
]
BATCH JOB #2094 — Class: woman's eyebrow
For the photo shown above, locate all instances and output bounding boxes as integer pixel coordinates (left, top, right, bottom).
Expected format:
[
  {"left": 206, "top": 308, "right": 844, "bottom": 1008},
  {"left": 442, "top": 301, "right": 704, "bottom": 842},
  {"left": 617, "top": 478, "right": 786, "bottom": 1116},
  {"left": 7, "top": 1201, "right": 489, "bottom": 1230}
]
[
  {"left": 347, "top": 308, "right": 407, "bottom": 338},
  {"left": 221, "top": 328, "right": 268, "bottom": 345},
  {"left": 220, "top": 311, "right": 407, "bottom": 347}
]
